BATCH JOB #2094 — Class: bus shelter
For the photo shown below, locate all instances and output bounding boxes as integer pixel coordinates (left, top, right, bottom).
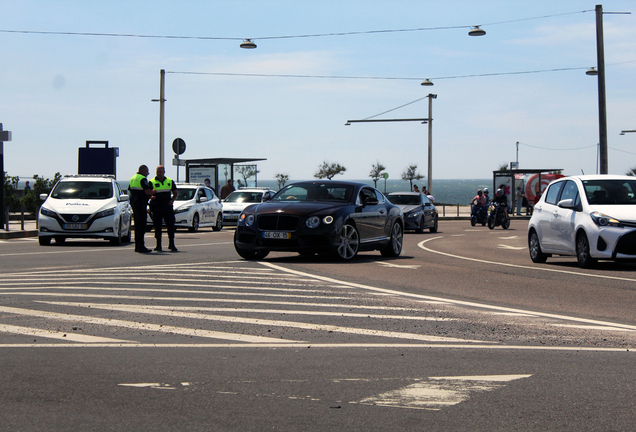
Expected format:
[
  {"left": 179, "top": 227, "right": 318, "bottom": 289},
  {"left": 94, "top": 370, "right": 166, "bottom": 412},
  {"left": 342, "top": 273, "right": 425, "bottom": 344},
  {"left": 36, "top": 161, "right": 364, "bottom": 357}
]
[
  {"left": 492, "top": 169, "right": 564, "bottom": 213},
  {"left": 184, "top": 157, "right": 266, "bottom": 194}
]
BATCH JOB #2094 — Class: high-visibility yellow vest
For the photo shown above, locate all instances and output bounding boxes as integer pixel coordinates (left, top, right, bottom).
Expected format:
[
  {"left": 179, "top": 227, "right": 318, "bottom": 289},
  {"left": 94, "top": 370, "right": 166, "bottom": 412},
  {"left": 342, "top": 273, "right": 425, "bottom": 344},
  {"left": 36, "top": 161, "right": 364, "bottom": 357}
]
[
  {"left": 150, "top": 177, "right": 174, "bottom": 195},
  {"left": 129, "top": 173, "right": 146, "bottom": 191}
]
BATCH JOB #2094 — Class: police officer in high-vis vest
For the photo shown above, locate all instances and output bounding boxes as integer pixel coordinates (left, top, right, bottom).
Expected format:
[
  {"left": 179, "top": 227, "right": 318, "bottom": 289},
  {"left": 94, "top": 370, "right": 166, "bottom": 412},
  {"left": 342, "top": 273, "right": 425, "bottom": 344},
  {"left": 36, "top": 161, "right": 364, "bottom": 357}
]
[
  {"left": 128, "top": 165, "right": 155, "bottom": 253},
  {"left": 149, "top": 165, "right": 179, "bottom": 252}
]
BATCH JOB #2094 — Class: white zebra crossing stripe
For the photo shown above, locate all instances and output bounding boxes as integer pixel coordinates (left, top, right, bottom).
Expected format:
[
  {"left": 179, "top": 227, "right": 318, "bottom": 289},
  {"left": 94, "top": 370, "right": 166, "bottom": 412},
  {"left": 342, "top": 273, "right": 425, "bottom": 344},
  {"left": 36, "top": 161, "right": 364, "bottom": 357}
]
[
  {"left": 42, "top": 302, "right": 482, "bottom": 343},
  {"left": 0, "top": 324, "right": 132, "bottom": 343},
  {"left": 0, "top": 306, "right": 301, "bottom": 344}
]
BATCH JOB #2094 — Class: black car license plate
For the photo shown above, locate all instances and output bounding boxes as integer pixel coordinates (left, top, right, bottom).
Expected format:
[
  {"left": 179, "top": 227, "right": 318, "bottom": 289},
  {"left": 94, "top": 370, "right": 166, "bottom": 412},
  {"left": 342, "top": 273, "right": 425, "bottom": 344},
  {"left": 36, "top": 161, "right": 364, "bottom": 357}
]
[{"left": 262, "top": 231, "right": 291, "bottom": 239}]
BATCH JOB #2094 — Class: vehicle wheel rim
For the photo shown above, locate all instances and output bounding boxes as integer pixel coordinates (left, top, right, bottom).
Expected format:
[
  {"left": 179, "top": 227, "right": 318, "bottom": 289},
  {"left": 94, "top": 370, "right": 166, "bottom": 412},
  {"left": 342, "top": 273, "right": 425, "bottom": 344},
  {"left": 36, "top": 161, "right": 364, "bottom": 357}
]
[
  {"left": 337, "top": 224, "right": 359, "bottom": 259},
  {"left": 193, "top": 214, "right": 199, "bottom": 231},
  {"left": 391, "top": 223, "right": 403, "bottom": 254},
  {"left": 577, "top": 236, "right": 589, "bottom": 263},
  {"left": 530, "top": 233, "right": 539, "bottom": 259},
  {"left": 216, "top": 215, "right": 222, "bottom": 230}
]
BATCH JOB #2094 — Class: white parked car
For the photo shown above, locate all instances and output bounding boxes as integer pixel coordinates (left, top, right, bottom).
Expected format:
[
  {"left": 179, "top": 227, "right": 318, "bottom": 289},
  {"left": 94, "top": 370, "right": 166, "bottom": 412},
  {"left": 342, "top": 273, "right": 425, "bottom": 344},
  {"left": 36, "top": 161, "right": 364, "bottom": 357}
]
[
  {"left": 38, "top": 175, "right": 132, "bottom": 246},
  {"left": 148, "top": 183, "right": 223, "bottom": 232},
  {"left": 528, "top": 175, "right": 636, "bottom": 268},
  {"left": 222, "top": 187, "right": 276, "bottom": 226}
]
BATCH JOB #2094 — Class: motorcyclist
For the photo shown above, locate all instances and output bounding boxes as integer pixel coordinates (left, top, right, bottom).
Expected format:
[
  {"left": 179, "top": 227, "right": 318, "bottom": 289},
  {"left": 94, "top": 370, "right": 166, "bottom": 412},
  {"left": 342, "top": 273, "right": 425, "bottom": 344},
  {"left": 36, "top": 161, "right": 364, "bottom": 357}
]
[
  {"left": 493, "top": 188, "right": 509, "bottom": 218},
  {"left": 483, "top": 188, "right": 490, "bottom": 207},
  {"left": 471, "top": 189, "right": 487, "bottom": 222}
]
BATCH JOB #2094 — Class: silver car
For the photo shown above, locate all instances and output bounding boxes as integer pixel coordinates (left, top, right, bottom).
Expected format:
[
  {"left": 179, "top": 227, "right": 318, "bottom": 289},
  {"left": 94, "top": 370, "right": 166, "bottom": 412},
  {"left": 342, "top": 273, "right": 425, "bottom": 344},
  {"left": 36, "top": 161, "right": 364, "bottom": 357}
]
[{"left": 528, "top": 175, "right": 636, "bottom": 268}]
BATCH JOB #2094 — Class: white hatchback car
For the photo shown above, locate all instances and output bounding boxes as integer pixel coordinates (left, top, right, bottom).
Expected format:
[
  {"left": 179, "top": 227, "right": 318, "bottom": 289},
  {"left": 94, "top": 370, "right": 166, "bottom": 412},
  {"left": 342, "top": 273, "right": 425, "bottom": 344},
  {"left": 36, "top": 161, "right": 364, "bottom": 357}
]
[
  {"left": 148, "top": 183, "right": 223, "bottom": 232},
  {"left": 38, "top": 175, "right": 132, "bottom": 246},
  {"left": 222, "top": 188, "right": 276, "bottom": 226},
  {"left": 528, "top": 175, "right": 636, "bottom": 268}
]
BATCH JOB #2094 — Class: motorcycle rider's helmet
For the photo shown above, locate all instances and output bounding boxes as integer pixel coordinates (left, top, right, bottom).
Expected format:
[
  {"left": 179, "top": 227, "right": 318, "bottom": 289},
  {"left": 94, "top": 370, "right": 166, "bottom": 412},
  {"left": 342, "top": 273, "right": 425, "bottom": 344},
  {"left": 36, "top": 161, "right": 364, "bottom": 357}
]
[
  {"left": 484, "top": 188, "right": 489, "bottom": 194},
  {"left": 496, "top": 189, "right": 504, "bottom": 197},
  {"left": 477, "top": 189, "right": 483, "bottom": 195}
]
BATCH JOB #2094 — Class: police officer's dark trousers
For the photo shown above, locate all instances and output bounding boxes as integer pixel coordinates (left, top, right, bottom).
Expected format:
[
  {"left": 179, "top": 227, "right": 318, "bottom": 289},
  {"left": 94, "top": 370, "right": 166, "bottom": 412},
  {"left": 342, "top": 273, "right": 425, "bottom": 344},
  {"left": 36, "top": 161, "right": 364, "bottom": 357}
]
[
  {"left": 152, "top": 203, "right": 176, "bottom": 251},
  {"left": 132, "top": 201, "right": 148, "bottom": 251}
]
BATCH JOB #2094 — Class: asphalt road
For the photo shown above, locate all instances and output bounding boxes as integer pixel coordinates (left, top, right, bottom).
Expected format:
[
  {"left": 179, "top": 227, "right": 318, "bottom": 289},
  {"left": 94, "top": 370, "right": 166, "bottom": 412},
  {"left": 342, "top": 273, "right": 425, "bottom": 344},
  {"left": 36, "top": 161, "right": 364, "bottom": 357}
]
[{"left": 0, "top": 220, "right": 634, "bottom": 431}]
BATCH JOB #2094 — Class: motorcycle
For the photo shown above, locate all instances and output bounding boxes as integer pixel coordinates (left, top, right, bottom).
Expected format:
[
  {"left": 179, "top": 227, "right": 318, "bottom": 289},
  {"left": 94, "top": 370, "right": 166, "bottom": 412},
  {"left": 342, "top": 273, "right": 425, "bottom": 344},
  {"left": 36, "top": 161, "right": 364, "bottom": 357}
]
[
  {"left": 470, "top": 199, "right": 488, "bottom": 226},
  {"left": 487, "top": 202, "right": 510, "bottom": 230}
]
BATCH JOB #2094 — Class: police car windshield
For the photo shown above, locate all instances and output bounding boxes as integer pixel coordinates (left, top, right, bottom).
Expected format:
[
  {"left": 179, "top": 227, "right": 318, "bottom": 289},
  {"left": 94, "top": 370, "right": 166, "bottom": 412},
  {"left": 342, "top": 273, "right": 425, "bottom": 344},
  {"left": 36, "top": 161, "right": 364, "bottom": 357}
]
[
  {"left": 176, "top": 188, "right": 196, "bottom": 201},
  {"left": 51, "top": 181, "right": 113, "bottom": 200}
]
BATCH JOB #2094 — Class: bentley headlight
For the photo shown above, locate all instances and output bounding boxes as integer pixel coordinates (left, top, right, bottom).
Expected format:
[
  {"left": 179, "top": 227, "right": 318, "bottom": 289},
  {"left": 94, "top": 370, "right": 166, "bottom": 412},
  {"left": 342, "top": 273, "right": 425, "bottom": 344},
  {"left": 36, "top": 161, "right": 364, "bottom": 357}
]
[
  {"left": 323, "top": 215, "right": 334, "bottom": 224},
  {"left": 240, "top": 213, "right": 255, "bottom": 226},
  {"left": 306, "top": 216, "right": 321, "bottom": 229},
  {"left": 590, "top": 211, "right": 621, "bottom": 227}
]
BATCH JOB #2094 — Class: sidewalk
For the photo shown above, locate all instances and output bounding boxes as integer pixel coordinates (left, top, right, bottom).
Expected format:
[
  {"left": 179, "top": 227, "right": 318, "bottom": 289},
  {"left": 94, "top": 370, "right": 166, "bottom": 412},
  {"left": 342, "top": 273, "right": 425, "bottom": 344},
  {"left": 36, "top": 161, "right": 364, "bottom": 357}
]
[{"left": 0, "top": 209, "right": 531, "bottom": 240}]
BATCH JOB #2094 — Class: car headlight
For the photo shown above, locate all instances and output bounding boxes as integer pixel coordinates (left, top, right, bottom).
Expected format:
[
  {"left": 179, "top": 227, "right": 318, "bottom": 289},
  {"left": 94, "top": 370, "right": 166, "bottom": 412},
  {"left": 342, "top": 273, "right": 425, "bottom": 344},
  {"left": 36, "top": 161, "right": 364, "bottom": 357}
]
[
  {"left": 239, "top": 213, "right": 255, "bottom": 226},
  {"left": 95, "top": 207, "right": 116, "bottom": 219},
  {"left": 306, "top": 216, "right": 321, "bottom": 229},
  {"left": 40, "top": 207, "right": 58, "bottom": 218},
  {"left": 406, "top": 211, "right": 420, "bottom": 219},
  {"left": 590, "top": 211, "right": 622, "bottom": 227},
  {"left": 323, "top": 215, "right": 334, "bottom": 224},
  {"left": 174, "top": 206, "right": 191, "bottom": 214}
]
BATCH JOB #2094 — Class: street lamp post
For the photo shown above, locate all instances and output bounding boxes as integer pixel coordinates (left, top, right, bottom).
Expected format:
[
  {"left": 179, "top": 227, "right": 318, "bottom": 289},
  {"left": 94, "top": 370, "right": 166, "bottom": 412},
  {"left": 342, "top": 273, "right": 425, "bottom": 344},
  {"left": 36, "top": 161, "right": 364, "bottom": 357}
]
[
  {"left": 594, "top": 4, "right": 608, "bottom": 175},
  {"left": 151, "top": 69, "right": 166, "bottom": 167},
  {"left": 345, "top": 93, "right": 436, "bottom": 193}
]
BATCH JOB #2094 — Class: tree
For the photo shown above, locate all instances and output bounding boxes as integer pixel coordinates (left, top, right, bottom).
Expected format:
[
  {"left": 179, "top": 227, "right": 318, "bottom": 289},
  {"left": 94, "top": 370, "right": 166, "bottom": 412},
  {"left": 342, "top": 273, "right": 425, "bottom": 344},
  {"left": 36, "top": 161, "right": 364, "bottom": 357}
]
[
  {"left": 497, "top": 162, "right": 509, "bottom": 171},
  {"left": 314, "top": 161, "right": 346, "bottom": 180},
  {"left": 235, "top": 165, "right": 259, "bottom": 188},
  {"left": 369, "top": 161, "right": 386, "bottom": 188},
  {"left": 401, "top": 164, "right": 424, "bottom": 191},
  {"left": 627, "top": 167, "right": 636, "bottom": 176},
  {"left": 3, "top": 172, "right": 20, "bottom": 212},
  {"left": 275, "top": 173, "right": 289, "bottom": 190}
]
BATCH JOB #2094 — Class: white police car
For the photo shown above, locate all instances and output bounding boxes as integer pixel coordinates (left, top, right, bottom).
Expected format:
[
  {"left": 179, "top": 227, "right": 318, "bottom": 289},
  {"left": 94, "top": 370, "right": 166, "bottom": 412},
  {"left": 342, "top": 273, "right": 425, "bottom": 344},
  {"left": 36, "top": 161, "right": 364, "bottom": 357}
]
[
  {"left": 38, "top": 175, "right": 132, "bottom": 246},
  {"left": 148, "top": 183, "right": 223, "bottom": 232},
  {"left": 222, "top": 187, "right": 276, "bottom": 226}
]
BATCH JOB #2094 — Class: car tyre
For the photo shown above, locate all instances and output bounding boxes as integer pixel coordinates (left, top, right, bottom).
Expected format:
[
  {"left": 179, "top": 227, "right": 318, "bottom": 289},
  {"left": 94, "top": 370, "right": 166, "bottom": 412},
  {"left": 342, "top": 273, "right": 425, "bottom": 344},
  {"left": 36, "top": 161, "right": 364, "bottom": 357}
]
[
  {"left": 381, "top": 221, "right": 403, "bottom": 257},
  {"left": 470, "top": 218, "right": 476, "bottom": 227},
  {"left": 335, "top": 223, "right": 359, "bottom": 260},
  {"left": 212, "top": 213, "right": 223, "bottom": 231},
  {"left": 189, "top": 213, "right": 200, "bottom": 233},
  {"left": 235, "top": 247, "right": 270, "bottom": 260},
  {"left": 429, "top": 217, "right": 438, "bottom": 233},
  {"left": 528, "top": 230, "right": 548, "bottom": 263},
  {"left": 576, "top": 232, "right": 596, "bottom": 268},
  {"left": 38, "top": 236, "right": 51, "bottom": 246},
  {"left": 416, "top": 217, "right": 424, "bottom": 234}
]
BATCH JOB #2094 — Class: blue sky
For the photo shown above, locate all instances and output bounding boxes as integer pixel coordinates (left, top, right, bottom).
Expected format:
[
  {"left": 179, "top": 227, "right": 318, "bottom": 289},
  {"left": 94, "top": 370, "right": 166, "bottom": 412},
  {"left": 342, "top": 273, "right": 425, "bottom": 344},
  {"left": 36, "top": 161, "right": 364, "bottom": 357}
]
[{"left": 1, "top": 0, "right": 635, "bottom": 185}]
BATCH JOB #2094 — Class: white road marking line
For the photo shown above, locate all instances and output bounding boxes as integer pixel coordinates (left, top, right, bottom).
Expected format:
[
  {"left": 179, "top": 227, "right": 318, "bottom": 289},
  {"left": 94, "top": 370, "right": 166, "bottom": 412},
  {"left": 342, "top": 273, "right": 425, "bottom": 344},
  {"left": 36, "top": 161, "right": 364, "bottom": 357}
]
[
  {"left": 497, "top": 245, "right": 526, "bottom": 250},
  {"left": 260, "top": 261, "right": 636, "bottom": 331},
  {"left": 549, "top": 324, "right": 634, "bottom": 332},
  {"left": 47, "top": 302, "right": 482, "bottom": 343},
  {"left": 353, "top": 375, "right": 532, "bottom": 411},
  {"left": 0, "top": 343, "right": 632, "bottom": 351},
  {"left": 41, "top": 302, "right": 456, "bottom": 321},
  {"left": 0, "top": 324, "right": 133, "bottom": 343},
  {"left": 419, "top": 236, "right": 636, "bottom": 283},
  {"left": 0, "top": 306, "right": 300, "bottom": 343},
  {"left": 4, "top": 291, "right": 354, "bottom": 301},
  {"left": 0, "top": 283, "right": 337, "bottom": 294},
  {"left": 0, "top": 279, "right": 336, "bottom": 289},
  {"left": 498, "top": 236, "right": 519, "bottom": 240},
  {"left": 36, "top": 298, "right": 423, "bottom": 311},
  {"left": 377, "top": 262, "right": 421, "bottom": 269}
]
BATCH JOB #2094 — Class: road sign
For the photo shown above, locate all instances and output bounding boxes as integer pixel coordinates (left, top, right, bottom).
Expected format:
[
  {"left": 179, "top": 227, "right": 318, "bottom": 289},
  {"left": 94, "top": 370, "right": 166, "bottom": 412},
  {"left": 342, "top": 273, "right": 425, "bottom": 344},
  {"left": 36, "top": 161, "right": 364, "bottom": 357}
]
[
  {"left": 172, "top": 138, "right": 186, "bottom": 155},
  {"left": 382, "top": 172, "right": 389, "bottom": 179}
]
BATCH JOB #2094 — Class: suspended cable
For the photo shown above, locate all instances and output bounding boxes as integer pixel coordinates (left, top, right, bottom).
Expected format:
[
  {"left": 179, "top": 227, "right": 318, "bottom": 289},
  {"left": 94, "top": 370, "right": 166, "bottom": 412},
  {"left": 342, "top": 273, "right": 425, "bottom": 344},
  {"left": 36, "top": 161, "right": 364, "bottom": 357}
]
[{"left": 518, "top": 142, "right": 597, "bottom": 151}]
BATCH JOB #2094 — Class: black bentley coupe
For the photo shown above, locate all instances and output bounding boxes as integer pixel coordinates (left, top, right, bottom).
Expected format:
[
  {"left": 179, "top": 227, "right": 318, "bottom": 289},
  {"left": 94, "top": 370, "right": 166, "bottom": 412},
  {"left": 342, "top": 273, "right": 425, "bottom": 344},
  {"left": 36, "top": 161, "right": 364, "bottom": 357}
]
[{"left": 233, "top": 181, "right": 404, "bottom": 260}]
